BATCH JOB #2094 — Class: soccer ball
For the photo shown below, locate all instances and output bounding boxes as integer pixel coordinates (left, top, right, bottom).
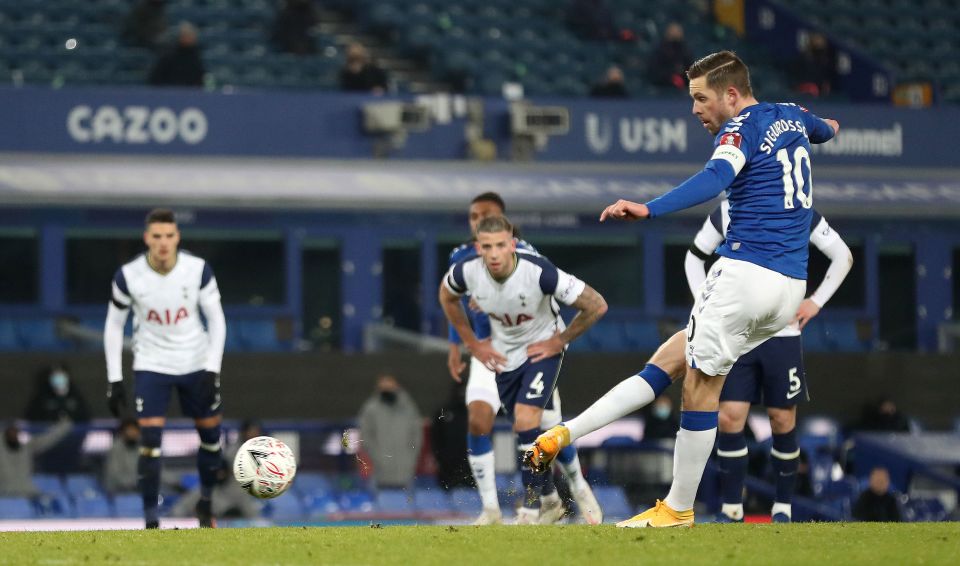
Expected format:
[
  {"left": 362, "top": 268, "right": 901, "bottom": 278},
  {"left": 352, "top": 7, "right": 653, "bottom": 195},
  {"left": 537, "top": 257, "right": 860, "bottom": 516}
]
[{"left": 233, "top": 436, "right": 297, "bottom": 499}]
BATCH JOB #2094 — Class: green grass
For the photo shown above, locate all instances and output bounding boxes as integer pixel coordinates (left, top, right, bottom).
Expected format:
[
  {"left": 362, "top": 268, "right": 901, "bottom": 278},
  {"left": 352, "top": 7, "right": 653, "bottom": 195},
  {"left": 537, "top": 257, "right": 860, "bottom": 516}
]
[{"left": 1, "top": 523, "right": 957, "bottom": 565}]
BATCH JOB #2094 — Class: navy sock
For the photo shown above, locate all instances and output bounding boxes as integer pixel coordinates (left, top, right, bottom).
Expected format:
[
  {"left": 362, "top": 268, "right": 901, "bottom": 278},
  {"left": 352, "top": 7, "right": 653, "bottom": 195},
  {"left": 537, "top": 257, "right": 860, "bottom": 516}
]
[
  {"left": 197, "top": 425, "right": 223, "bottom": 500},
  {"left": 717, "top": 431, "right": 748, "bottom": 505},
  {"left": 771, "top": 429, "right": 799, "bottom": 505},
  {"left": 517, "top": 428, "right": 546, "bottom": 509},
  {"left": 556, "top": 444, "right": 576, "bottom": 465},
  {"left": 139, "top": 426, "right": 163, "bottom": 524}
]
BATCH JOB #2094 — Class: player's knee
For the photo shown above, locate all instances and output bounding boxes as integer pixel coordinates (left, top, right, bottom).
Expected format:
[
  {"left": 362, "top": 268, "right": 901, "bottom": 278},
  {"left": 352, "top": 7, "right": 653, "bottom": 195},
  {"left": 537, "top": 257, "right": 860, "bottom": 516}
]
[
  {"left": 718, "top": 411, "right": 744, "bottom": 433},
  {"left": 467, "top": 403, "right": 495, "bottom": 435},
  {"left": 768, "top": 409, "right": 796, "bottom": 434},
  {"left": 197, "top": 424, "right": 222, "bottom": 453},
  {"left": 140, "top": 426, "right": 162, "bottom": 457}
]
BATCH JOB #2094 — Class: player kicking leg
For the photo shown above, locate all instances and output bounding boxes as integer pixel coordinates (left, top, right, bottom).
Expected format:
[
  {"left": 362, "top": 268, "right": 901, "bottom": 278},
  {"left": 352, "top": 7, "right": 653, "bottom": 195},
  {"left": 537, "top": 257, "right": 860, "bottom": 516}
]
[
  {"left": 538, "top": 389, "right": 602, "bottom": 524},
  {"left": 525, "top": 331, "right": 688, "bottom": 475}
]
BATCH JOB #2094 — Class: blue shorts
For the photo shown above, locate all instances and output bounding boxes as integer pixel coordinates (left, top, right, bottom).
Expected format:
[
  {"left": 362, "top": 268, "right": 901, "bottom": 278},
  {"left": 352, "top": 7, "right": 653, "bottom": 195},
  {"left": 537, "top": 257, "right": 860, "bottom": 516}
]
[
  {"left": 496, "top": 353, "right": 563, "bottom": 414},
  {"left": 133, "top": 370, "right": 222, "bottom": 419},
  {"left": 720, "top": 336, "right": 808, "bottom": 408}
]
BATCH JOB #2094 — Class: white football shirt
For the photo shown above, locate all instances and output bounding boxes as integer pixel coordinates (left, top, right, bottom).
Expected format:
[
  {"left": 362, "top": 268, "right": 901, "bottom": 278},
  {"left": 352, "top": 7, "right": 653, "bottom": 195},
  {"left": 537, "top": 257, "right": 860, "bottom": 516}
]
[
  {"left": 444, "top": 251, "right": 586, "bottom": 372},
  {"left": 107, "top": 251, "right": 224, "bottom": 378}
]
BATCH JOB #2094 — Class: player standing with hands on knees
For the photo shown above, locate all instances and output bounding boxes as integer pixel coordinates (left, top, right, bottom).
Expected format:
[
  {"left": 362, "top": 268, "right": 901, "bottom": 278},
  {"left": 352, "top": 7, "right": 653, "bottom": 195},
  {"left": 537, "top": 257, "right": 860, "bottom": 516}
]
[
  {"left": 525, "top": 50, "right": 840, "bottom": 527},
  {"left": 104, "top": 208, "right": 226, "bottom": 529},
  {"left": 441, "top": 215, "right": 607, "bottom": 524},
  {"left": 446, "top": 194, "right": 601, "bottom": 525}
]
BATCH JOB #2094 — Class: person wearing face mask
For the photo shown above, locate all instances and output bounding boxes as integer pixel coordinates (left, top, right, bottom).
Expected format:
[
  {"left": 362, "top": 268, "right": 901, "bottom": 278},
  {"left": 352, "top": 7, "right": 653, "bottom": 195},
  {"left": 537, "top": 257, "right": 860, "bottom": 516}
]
[
  {"left": 103, "top": 418, "right": 142, "bottom": 494},
  {"left": 647, "top": 22, "right": 694, "bottom": 91},
  {"left": 643, "top": 396, "right": 680, "bottom": 441},
  {"left": 0, "top": 419, "right": 73, "bottom": 497},
  {"left": 358, "top": 374, "right": 422, "bottom": 490},
  {"left": 24, "top": 364, "right": 90, "bottom": 423}
]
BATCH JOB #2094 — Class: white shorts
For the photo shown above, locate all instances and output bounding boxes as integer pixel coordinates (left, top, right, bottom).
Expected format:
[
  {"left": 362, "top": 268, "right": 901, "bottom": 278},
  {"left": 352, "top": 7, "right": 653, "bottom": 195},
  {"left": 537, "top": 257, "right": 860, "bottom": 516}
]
[
  {"left": 685, "top": 257, "right": 806, "bottom": 377},
  {"left": 466, "top": 356, "right": 501, "bottom": 412},
  {"left": 466, "top": 356, "right": 564, "bottom": 427}
]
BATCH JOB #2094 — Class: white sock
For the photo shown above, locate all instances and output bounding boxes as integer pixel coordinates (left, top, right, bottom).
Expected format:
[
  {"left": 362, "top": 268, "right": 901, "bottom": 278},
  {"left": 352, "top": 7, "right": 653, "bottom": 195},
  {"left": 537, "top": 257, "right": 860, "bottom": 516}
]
[
  {"left": 722, "top": 503, "right": 744, "bottom": 520},
  {"left": 663, "top": 426, "right": 717, "bottom": 512},
  {"left": 771, "top": 502, "right": 792, "bottom": 519},
  {"left": 468, "top": 452, "right": 499, "bottom": 511},
  {"left": 566, "top": 376, "right": 656, "bottom": 441},
  {"left": 558, "top": 452, "right": 590, "bottom": 492}
]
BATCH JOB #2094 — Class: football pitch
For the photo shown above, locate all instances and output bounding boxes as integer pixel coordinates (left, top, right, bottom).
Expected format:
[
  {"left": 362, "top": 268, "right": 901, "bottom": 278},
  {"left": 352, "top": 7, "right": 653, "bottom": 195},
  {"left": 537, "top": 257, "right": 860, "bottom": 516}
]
[{"left": 1, "top": 523, "right": 957, "bottom": 565}]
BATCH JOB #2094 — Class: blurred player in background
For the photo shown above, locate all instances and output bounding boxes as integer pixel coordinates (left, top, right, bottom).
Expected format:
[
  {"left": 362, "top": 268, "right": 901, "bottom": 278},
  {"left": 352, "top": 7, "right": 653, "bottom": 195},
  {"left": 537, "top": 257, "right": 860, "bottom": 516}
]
[
  {"left": 686, "top": 202, "right": 853, "bottom": 522},
  {"left": 441, "top": 215, "right": 607, "bottom": 524},
  {"left": 447, "top": 193, "right": 601, "bottom": 525},
  {"left": 526, "top": 50, "right": 839, "bottom": 527},
  {"left": 103, "top": 208, "right": 226, "bottom": 529}
]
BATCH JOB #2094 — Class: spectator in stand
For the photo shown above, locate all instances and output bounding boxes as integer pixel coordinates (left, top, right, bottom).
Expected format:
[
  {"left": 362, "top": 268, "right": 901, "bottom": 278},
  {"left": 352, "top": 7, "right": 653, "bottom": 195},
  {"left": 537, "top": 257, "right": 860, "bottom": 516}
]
[
  {"left": 853, "top": 397, "right": 911, "bottom": 433},
  {"left": 853, "top": 467, "right": 901, "bottom": 522},
  {"left": 647, "top": 22, "right": 693, "bottom": 91},
  {"left": 793, "top": 33, "right": 836, "bottom": 97},
  {"left": 430, "top": 381, "right": 473, "bottom": 490},
  {"left": 643, "top": 396, "right": 679, "bottom": 441},
  {"left": 0, "top": 419, "right": 73, "bottom": 497},
  {"left": 103, "top": 418, "right": 141, "bottom": 494},
  {"left": 24, "top": 364, "right": 90, "bottom": 423},
  {"left": 567, "top": 0, "right": 617, "bottom": 41},
  {"left": 148, "top": 22, "right": 206, "bottom": 88},
  {"left": 122, "top": 0, "right": 168, "bottom": 50},
  {"left": 339, "top": 42, "right": 388, "bottom": 94},
  {"left": 590, "top": 65, "right": 629, "bottom": 98},
  {"left": 271, "top": 0, "right": 320, "bottom": 55},
  {"left": 358, "top": 374, "right": 422, "bottom": 490}
]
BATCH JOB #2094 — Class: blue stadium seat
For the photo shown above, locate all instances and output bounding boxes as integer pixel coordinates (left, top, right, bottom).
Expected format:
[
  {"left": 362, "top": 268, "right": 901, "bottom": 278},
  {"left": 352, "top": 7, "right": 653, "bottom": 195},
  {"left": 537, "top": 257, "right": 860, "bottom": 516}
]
[
  {"left": 65, "top": 474, "right": 103, "bottom": 499},
  {"left": 111, "top": 494, "right": 143, "bottom": 517},
  {"left": 73, "top": 493, "right": 112, "bottom": 518},
  {"left": 338, "top": 489, "right": 374, "bottom": 513},
  {"left": 292, "top": 472, "right": 334, "bottom": 497},
  {"left": 448, "top": 487, "right": 482, "bottom": 514},
  {"left": 623, "top": 321, "right": 663, "bottom": 351},
  {"left": 33, "top": 474, "right": 66, "bottom": 496},
  {"left": 375, "top": 489, "right": 414, "bottom": 513},
  {"left": 0, "top": 497, "right": 36, "bottom": 519},
  {"left": 236, "top": 319, "right": 281, "bottom": 351},
  {"left": 264, "top": 494, "right": 305, "bottom": 520},
  {"left": 495, "top": 473, "right": 521, "bottom": 496},
  {"left": 306, "top": 493, "right": 340, "bottom": 516},
  {"left": 413, "top": 488, "right": 451, "bottom": 512},
  {"left": 591, "top": 486, "right": 632, "bottom": 521}
]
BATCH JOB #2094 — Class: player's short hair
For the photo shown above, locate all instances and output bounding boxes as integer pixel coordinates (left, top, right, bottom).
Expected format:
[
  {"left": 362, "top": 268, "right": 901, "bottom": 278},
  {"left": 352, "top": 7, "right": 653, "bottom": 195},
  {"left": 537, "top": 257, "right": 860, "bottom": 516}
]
[
  {"left": 470, "top": 192, "right": 506, "bottom": 213},
  {"left": 686, "top": 50, "right": 753, "bottom": 97},
  {"left": 144, "top": 208, "right": 176, "bottom": 227},
  {"left": 476, "top": 215, "right": 513, "bottom": 235}
]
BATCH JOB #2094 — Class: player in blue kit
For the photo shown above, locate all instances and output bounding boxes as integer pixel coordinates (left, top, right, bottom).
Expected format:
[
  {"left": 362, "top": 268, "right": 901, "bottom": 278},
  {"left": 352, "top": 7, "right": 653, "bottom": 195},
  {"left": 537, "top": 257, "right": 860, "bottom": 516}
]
[
  {"left": 686, "top": 202, "right": 853, "bottom": 522},
  {"left": 447, "top": 193, "right": 601, "bottom": 524},
  {"left": 103, "top": 209, "right": 226, "bottom": 529},
  {"left": 525, "top": 50, "right": 840, "bottom": 527},
  {"left": 440, "top": 215, "right": 608, "bottom": 524}
]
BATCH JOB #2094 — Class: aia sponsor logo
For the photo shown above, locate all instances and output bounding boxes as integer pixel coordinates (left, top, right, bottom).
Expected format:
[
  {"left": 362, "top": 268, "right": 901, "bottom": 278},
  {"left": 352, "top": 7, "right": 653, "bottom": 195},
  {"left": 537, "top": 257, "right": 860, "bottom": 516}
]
[
  {"left": 145, "top": 307, "right": 189, "bottom": 325},
  {"left": 488, "top": 313, "right": 534, "bottom": 327},
  {"left": 719, "top": 132, "right": 742, "bottom": 148}
]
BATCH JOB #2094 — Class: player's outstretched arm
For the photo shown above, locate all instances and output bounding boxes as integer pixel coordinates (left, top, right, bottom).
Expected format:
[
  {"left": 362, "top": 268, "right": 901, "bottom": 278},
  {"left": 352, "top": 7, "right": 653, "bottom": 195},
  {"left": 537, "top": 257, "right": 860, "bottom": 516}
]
[
  {"left": 527, "top": 285, "right": 607, "bottom": 362},
  {"left": 599, "top": 200, "right": 649, "bottom": 222},
  {"left": 439, "top": 283, "right": 506, "bottom": 374}
]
